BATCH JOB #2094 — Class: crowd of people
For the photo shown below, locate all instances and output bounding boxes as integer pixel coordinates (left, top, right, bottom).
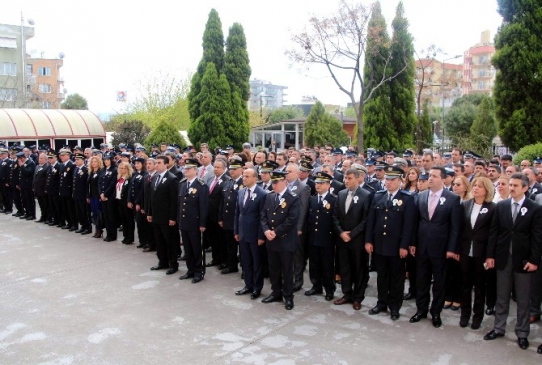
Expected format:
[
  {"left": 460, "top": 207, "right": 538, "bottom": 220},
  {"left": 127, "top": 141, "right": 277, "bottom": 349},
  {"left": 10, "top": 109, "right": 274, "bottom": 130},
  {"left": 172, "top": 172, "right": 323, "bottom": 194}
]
[{"left": 1, "top": 141, "right": 542, "bottom": 352}]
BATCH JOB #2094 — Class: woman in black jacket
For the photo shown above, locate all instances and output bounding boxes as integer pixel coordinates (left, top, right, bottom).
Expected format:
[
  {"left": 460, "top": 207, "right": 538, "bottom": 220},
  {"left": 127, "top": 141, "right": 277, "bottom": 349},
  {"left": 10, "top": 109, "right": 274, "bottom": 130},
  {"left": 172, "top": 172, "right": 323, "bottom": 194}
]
[
  {"left": 99, "top": 153, "right": 118, "bottom": 242},
  {"left": 459, "top": 176, "right": 496, "bottom": 330},
  {"left": 87, "top": 156, "right": 104, "bottom": 238},
  {"left": 128, "top": 157, "right": 146, "bottom": 247},
  {"left": 116, "top": 161, "right": 135, "bottom": 244}
]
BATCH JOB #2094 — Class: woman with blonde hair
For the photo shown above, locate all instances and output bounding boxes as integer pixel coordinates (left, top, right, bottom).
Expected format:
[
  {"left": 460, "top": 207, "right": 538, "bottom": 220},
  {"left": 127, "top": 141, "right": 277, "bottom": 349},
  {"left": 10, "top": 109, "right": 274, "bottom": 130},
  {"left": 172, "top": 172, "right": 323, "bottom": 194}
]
[
  {"left": 116, "top": 161, "right": 134, "bottom": 245},
  {"left": 87, "top": 156, "right": 104, "bottom": 238},
  {"left": 453, "top": 175, "right": 472, "bottom": 202},
  {"left": 493, "top": 175, "right": 510, "bottom": 203},
  {"left": 458, "top": 176, "right": 496, "bottom": 329}
]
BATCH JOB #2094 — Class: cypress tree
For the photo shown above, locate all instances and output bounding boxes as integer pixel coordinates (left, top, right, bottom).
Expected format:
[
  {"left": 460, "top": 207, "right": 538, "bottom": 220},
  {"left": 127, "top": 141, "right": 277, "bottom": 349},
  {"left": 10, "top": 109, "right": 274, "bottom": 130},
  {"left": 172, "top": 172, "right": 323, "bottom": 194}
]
[
  {"left": 492, "top": 0, "right": 542, "bottom": 151},
  {"left": 224, "top": 23, "right": 251, "bottom": 101},
  {"left": 304, "top": 101, "right": 350, "bottom": 147},
  {"left": 363, "top": 2, "right": 396, "bottom": 151},
  {"left": 389, "top": 2, "right": 416, "bottom": 149}
]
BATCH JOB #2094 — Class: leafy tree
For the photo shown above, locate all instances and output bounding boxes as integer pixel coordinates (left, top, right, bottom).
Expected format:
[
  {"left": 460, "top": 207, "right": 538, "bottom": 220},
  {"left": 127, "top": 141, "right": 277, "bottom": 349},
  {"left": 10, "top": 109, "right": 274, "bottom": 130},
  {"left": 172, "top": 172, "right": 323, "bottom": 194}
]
[
  {"left": 418, "top": 100, "right": 433, "bottom": 150},
  {"left": 363, "top": 2, "right": 395, "bottom": 151},
  {"left": 492, "top": 0, "right": 542, "bottom": 151},
  {"left": 61, "top": 93, "right": 88, "bottom": 110},
  {"left": 110, "top": 119, "right": 151, "bottom": 148},
  {"left": 188, "top": 63, "right": 233, "bottom": 149},
  {"left": 513, "top": 142, "right": 542, "bottom": 165},
  {"left": 443, "top": 94, "right": 487, "bottom": 141},
  {"left": 267, "top": 106, "right": 305, "bottom": 124},
  {"left": 249, "top": 110, "right": 266, "bottom": 127},
  {"left": 304, "top": 101, "right": 350, "bottom": 147},
  {"left": 470, "top": 95, "right": 497, "bottom": 152},
  {"left": 224, "top": 23, "right": 251, "bottom": 101},
  {"left": 188, "top": 9, "right": 225, "bottom": 123},
  {"left": 389, "top": 1, "right": 416, "bottom": 149},
  {"left": 287, "top": 0, "right": 409, "bottom": 152},
  {"left": 145, "top": 119, "right": 186, "bottom": 150}
]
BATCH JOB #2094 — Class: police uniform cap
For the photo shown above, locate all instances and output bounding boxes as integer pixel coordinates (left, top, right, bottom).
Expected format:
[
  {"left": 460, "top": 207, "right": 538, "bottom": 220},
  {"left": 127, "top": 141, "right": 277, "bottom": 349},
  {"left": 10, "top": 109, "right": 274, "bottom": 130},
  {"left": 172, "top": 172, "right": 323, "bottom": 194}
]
[
  {"left": 464, "top": 151, "right": 474, "bottom": 159},
  {"left": 301, "top": 155, "right": 312, "bottom": 163},
  {"left": 443, "top": 152, "right": 452, "bottom": 158},
  {"left": 118, "top": 143, "right": 127, "bottom": 148},
  {"left": 331, "top": 148, "right": 343, "bottom": 155},
  {"left": 270, "top": 170, "right": 287, "bottom": 181},
  {"left": 47, "top": 150, "right": 58, "bottom": 158},
  {"left": 58, "top": 148, "right": 71, "bottom": 155},
  {"left": 384, "top": 165, "right": 403, "bottom": 179},
  {"left": 218, "top": 150, "right": 228, "bottom": 156},
  {"left": 16, "top": 151, "right": 25, "bottom": 158},
  {"left": 403, "top": 150, "right": 413, "bottom": 158},
  {"left": 394, "top": 158, "right": 408, "bottom": 167},
  {"left": 100, "top": 143, "right": 108, "bottom": 148},
  {"left": 387, "top": 150, "right": 398, "bottom": 157},
  {"left": 229, "top": 158, "right": 244, "bottom": 169},
  {"left": 375, "top": 161, "right": 388, "bottom": 170},
  {"left": 225, "top": 145, "right": 234, "bottom": 150},
  {"left": 346, "top": 151, "right": 356, "bottom": 158},
  {"left": 103, "top": 152, "right": 115, "bottom": 160},
  {"left": 121, "top": 152, "right": 131, "bottom": 157},
  {"left": 299, "top": 160, "right": 313, "bottom": 172},
  {"left": 314, "top": 172, "right": 332, "bottom": 183},
  {"left": 134, "top": 157, "right": 146, "bottom": 164},
  {"left": 365, "top": 159, "right": 376, "bottom": 166},
  {"left": 445, "top": 167, "right": 455, "bottom": 177},
  {"left": 0, "top": 148, "right": 8, "bottom": 154},
  {"left": 29, "top": 145, "right": 36, "bottom": 149},
  {"left": 418, "top": 172, "right": 429, "bottom": 181},
  {"left": 73, "top": 146, "right": 82, "bottom": 151},
  {"left": 261, "top": 160, "right": 279, "bottom": 172},
  {"left": 352, "top": 163, "right": 367, "bottom": 174},
  {"left": 74, "top": 153, "right": 85, "bottom": 160},
  {"left": 185, "top": 158, "right": 201, "bottom": 168},
  {"left": 534, "top": 157, "right": 542, "bottom": 164},
  {"left": 136, "top": 146, "right": 146, "bottom": 151}
]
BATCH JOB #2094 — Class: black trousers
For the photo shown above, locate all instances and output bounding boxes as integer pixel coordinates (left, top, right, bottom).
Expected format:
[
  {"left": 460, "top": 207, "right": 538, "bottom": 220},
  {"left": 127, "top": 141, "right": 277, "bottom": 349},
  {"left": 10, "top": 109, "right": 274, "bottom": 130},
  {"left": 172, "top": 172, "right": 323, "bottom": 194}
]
[
  {"left": 444, "top": 258, "right": 462, "bottom": 303},
  {"left": 1, "top": 185, "right": 12, "bottom": 211},
  {"left": 486, "top": 268, "right": 497, "bottom": 308},
  {"left": 60, "top": 195, "right": 76, "bottom": 227},
  {"left": 74, "top": 198, "right": 90, "bottom": 229},
  {"left": 12, "top": 186, "right": 23, "bottom": 213},
  {"left": 239, "top": 240, "right": 264, "bottom": 292},
  {"left": 21, "top": 188, "right": 35, "bottom": 217},
  {"left": 460, "top": 255, "right": 486, "bottom": 323},
  {"left": 153, "top": 223, "right": 178, "bottom": 269},
  {"left": 101, "top": 199, "right": 117, "bottom": 239},
  {"left": 206, "top": 220, "right": 225, "bottom": 263},
  {"left": 223, "top": 230, "right": 238, "bottom": 270},
  {"left": 338, "top": 247, "right": 368, "bottom": 302},
  {"left": 406, "top": 252, "right": 417, "bottom": 295},
  {"left": 294, "top": 232, "right": 306, "bottom": 287},
  {"left": 36, "top": 194, "right": 48, "bottom": 220},
  {"left": 416, "top": 254, "right": 447, "bottom": 316},
  {"left": 117, "top": 200, "right": 134, "bottom": 242},
  {"left": 181, "top": 229, "right": 202, "bottom": 277},
  {"left": 308, "top": 245, "right": 335, "bottom": 295},
  {"left": 268, "top": 249, "right": 295, "bottom": 300},
  {"left": 47, "top": 194, "right": 60, "bottom": 223},
  {"left": 135, "top": 210, "right": 149, "bottom": 245},
  {"left": 374, "top": 254, "right": 405, "bottom": 312}
]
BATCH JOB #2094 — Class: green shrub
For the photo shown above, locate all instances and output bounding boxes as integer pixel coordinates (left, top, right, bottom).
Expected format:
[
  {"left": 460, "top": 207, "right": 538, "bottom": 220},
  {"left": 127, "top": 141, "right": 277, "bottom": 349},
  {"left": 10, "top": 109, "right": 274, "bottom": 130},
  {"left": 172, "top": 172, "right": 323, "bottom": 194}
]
[{"left": 513, "top": 143, "right": 542, "bottom": 165}]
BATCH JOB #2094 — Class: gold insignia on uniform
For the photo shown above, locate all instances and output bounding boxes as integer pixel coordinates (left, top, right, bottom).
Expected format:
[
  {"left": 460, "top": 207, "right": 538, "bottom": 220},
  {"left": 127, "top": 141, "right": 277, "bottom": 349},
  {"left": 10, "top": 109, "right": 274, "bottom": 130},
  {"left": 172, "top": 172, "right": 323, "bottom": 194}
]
[
  {"left": 67, "top": 167, "right": 70, "bottom": 171},
  {"left": 326, "top": 203, "right": 330, "bottom": 210},
  {"left": 192, "top": 188, "right": 197, "bottom": 194},
  {"left": 239, "top": 184, "right": 243, "bottom": 189},
  {"left": 281, "top": 202, "right": 287, "bottom": 208},
  {"left": 397, "top": 200, "right": 403, "bottom": 206},
  {"left": 387, "top": 167, "right": 393, "bottom": 172}
]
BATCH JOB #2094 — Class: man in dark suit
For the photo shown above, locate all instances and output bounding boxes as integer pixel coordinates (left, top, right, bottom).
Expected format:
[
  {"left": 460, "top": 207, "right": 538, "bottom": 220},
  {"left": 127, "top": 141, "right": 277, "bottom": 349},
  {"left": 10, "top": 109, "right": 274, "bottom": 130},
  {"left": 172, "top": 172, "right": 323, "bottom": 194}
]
[
  {"left": 409, "top": 166, "right": 462, "bottom": 328},
  {"left": 234, "top": 168, "right": 267, "bottom": 299},
  {"left": 305, "top": 172, "right": 337, "bottom": 301},
  {"left": 261, "top": 171, "right": 300, "bottom": 310},
  {"left": 58, "top": 149, "right": 76, "bottom": 230},
  {"left": 0, "top": 148, "right": 13, "bottom": 213},
  {"left": 365, "top": 166, "right": 416, "bottom": 320},
  {"left": 484, "top": 173, "right": 542, "bottom": 351},
  {"left": 178, "top": 158, "right": 209, "bottom": 283},
  {"left": 72, "top": 153, "right": 91, "bottom": 234},
  {"left": 16, "top": 151, "right": 36, "bottom": 220},
  {"left": 141, "top": 158, "right": 157, "bottom": 252},
  {"left": 45, "top": 150, "right": 61, "bottom": 225},
  {"left": 332, "top": 168, "right": 372, "bottom": 310},
  {"left": 321, "top": 164, "right": 345, "bottom": 196},
  {"left": 33, "top": 153, "right": 49, "bottom": 222},
  {"left": 522, "top": 167, "right": 542, "bottom": 201},
  {"left": 10, "top": 149, "right": 23, "bottom": 216},
  {"left": 147, "top": 156, "right": 180, "bottom": 275}
]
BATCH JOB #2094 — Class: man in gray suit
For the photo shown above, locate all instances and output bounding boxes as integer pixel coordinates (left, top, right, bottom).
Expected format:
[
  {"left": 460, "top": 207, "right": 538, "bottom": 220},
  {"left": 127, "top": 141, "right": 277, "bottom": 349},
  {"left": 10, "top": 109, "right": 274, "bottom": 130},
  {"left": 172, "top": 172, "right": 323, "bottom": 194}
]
[{"left": 285, "top": 163, "right": 311, "bottom": 292}]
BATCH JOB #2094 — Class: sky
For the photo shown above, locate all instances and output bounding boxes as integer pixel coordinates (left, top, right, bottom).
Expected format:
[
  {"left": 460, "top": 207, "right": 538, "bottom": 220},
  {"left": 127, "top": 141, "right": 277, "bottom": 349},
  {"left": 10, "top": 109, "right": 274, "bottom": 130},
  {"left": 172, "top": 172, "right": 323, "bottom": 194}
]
[{"left": 1, "top": 0, "right": 503, "bottom": 118}]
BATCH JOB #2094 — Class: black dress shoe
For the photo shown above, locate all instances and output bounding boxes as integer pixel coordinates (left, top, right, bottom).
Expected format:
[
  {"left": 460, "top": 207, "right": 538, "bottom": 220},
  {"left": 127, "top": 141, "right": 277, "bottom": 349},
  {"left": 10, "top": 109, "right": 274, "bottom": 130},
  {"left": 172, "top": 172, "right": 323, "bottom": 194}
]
[
  {"left": 13, "top": 212, "right": 22, "bottom": 217},
  {"left": 75, "top": 229, "right": 84, "bottom": 233},
  {"left": 150, "top": 265, "right": 167, "bottom": 270},
  {"left": 104, "top": 237, "right": 117, "bottom": 242},
  {"left": 403, "top": 293, "right": 415, "bottom": 301},
  {"left": 143, "top": 247, "right": 156, "bottom": 252},
  {"left": 369, "top": 306, "right": 387, "bottom": 315},
  {"left": 47, "top": 221, "right": 56, "bottom": 226},
  {"left": 205, "top": 260, "right": 220, "bottom": 267},
  {"left": 432, "top": 316, "right": 442, "bottom": 328},
  {"left": 285, "top": 299, "right": 294, "bottom": 310},
  {"left": 390, "top": 312, "right": 400, "bottom": 321},
  {"left": 443, "top": 303, "right": 452, "bottom": 310},
  {"left": 409, "top": 312, "right": 427, "bottom": 323},
  {"left": 0, "top": 209, "right": 4, "bottom": 213},
  {"left": 218, "top": 263, "right": 227, "bottom": 270},
  {"left": 537, "top": 344, "right": 542, "bottom": 354},
  {"left": 485, "top": 307, "right": 495, "bottom": 315},
  {"left": 26, "top": 216, "right": 35, "bottom": 220},
  {"left": 459, "top": 319, "right": 469, "bottom": 328},
  {"left": 304, "top": 287, "right": 323, "bottom": 296},
  {"left": 484, "top": 330, "right": 505, "bottom": 340},
  {"left": 69, "top": 227, "right": 77, "bottom": 232},
  {"left": 251, "top": 291, "right": 261, "bottom": 300},
  {"left": 325, "top": 294, "right": 334, "bottom": 301},
  {"left": 35, "top": 218, "right": 45, "bottom": 223},
  {"left": 191, "top": 276, "right": 203, "bottom": 283},
  {"left": 166, "top": 268, "right": 178, "bottom": 275},
  {"left": 236, "top": 287, "right": 253, "bottom": 295},
  {"left": 262, "top": 295, "right": 283, "bottom": 304},
  {"left": 123, "top": 241, "right": 134, "bottom": 245},
  {"left": 221, "top": 268, "right": 239, "bottom": 274},
  {"left": 292, "top": 285, "right": 302, "bottom": 292},
  {"left": 81, "top": 229, "right": 92, "bottom": 235},
  {"left": 136, "top": 243, "right": 145, "bottom": 248},
  {"left": 471, "top": 321, "right": 481, "bottom": 330},
  {"left": 179, "top": 273, "right": 194, "bottom": 280},
  {"left": 518, "top": 337, "right": 529, "bottom": 350},
  {"left": 4, "top": 210, "right": 13, "bottom": 214},
  {"left": 19, "top": 214, "right": 28, "bottom": 219}
]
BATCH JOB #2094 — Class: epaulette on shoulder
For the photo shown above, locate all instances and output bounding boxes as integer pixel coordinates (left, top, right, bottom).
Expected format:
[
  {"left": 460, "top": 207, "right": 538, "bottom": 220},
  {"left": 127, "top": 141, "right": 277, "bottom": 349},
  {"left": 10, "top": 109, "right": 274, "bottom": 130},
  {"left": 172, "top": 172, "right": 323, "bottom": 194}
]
[
  {"left": 400, "top": 190, "right": 412, "bottom": 196},
  {"left": 196, "top": 178, "right": 205, "bottom": 185},
  {"left": 375, "top": 190, "right": 386, "bottom": 194},
  {"left": 180, "top": 177, "right": 187, "bottom": 183}
]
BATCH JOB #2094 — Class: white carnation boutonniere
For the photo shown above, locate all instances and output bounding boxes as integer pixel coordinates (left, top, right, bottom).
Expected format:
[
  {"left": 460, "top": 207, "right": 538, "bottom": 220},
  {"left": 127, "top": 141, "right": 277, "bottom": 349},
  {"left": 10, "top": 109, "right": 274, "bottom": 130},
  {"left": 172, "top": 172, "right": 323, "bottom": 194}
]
[
  {"left": 330, "top": 187, "right": 334, "bottom": 194},
  {"left": 161, "top": 177, "right": 167, "bottom": 184},
  {"left": 533, "top": 188, "right": 538, "bottom": 194},
  {"left": 291, "top": 185, "right": 297, "bottom": 191},
  {"left": 251, "top": 193, "right": 257, "bottom": 201},
  {"left": 439, "top": 197, "right": 446, "bottom": 206},
  {"left": 392, "top": 199, "right": 398, "bottom": 206},
  {"left": 480, "top": 208, "right": 488, "bottom": 214},
  {"left": 353, "top": 196, "right": 359, "bottom": 204},
  {"left": 322, "top": 199, "right": 328, "bottom": 207},
  {"left": 218, "top": 179, "right": 223, "bottom": 185},
  {"left": 233, "top": 184, "right": 238, "bottom": 190},
  {"left": 521, "top": 207, "right": 528, "bottom": 216}
]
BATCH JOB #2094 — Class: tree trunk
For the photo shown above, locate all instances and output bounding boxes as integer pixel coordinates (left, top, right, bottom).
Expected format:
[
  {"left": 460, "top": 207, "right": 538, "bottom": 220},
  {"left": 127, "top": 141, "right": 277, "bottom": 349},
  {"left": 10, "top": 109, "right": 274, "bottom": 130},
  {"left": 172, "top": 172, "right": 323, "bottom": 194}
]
[{"left": 356, "top": 105, "right": 364, "bottom": 153}]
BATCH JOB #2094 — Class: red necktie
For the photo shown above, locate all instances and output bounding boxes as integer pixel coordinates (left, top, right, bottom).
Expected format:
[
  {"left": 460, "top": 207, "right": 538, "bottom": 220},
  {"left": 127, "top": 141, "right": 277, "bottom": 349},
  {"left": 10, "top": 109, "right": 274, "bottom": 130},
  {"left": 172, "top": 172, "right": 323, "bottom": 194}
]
[{"left": 210, "top": 177, "right": 218, "bottom": 194}]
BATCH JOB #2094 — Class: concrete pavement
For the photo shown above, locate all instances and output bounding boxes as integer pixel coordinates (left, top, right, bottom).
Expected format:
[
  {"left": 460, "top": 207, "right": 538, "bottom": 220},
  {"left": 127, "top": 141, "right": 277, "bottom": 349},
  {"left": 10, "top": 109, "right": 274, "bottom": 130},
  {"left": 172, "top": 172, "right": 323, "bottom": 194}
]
[{"left": 0, "top": 215, "right": 541, "bottom": 364}]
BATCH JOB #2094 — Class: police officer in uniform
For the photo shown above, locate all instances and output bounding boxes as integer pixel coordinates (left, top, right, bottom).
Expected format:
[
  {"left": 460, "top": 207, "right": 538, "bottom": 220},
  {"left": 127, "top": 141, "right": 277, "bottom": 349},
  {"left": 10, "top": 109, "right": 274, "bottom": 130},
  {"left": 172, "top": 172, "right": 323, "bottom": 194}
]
[
  {"left": 130, "top": 157, "right": 147, "bottom": 247},
  {"left": 218, "top": 158, "right": 244, "bottom": 274},
  {"left": 33, "top": 153, "right": 49, "bottom": 222},
  {"left": 305, "top": 172, "right": 337, "bottom": 301},
  {"left": 261, "top": 171, "right": 300, "bottom": 310},
  {"left": 365, "top": 166, "right": 416, "bottom": 320},
  {"left": 0, "top": 148, "right": 13, "bottom": 214},
  {"left": 17, "top": 151, "right": 36, "bottom": 220},
  {"left": 72, "top": 153, "right": 91, "bottom": 234},
  {"left": 10, "top": 148, "right": 24, "bottom": 217},
  {"left": 45, "top": 150, "right": 61, "bottom": 225},
  {"left": 257, "top": 160, "right": 277, "bottom": 193},
  {"left": 178, "top": 158, "right": 209, "bottom": 283},
  {"left": 58, "top": 149, "right": 76, "bottom": 230}
]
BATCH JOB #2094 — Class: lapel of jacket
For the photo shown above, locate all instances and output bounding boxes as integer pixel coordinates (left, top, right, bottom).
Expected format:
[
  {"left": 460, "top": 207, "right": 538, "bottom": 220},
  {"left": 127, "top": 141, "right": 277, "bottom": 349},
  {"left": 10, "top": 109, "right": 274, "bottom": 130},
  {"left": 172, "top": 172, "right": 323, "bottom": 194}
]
[
  {"left": 418, "top": 190, "right": 429, "bottom": 220},
  {"left": 346, "top": 186, "right": 360, "bottom": 214},
  {"left": 513, "top": 199, "right": 529, "bottom": 228}
]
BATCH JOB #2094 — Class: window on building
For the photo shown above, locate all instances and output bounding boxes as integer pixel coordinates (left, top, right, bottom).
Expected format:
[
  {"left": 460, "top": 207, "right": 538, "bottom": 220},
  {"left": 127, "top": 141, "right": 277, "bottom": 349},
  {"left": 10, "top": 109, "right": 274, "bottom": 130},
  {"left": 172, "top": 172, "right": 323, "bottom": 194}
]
[
  {"left": 41, "top": 101, "right": 53, "bottom": 109},
  {"left": 39, "top": 84, "right": 52, "bottom": 93},
  {"left": 26, "top": 64, "right": 33, "bottom": 76},
  {"left": 39, "top": 67, "right": 51, "bottom": 76},
  {"left": 0, "top": 88, "right": 17, "bottom": 101},
  {"left": 0, "top": 62, "right": 17, "bottom": 76}
]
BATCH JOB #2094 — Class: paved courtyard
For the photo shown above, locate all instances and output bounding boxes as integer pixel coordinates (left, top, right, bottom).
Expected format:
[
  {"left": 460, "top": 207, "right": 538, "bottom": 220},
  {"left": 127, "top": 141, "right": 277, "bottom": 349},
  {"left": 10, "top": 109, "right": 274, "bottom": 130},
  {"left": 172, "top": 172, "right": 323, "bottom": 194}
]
[{"left": 1, "top": 215, "right": 541, "bottom": 364}]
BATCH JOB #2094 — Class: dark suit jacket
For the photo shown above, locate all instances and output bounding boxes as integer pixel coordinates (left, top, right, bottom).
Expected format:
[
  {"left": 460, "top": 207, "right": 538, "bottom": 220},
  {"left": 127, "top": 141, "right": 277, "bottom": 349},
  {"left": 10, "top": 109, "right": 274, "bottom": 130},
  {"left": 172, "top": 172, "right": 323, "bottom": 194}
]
[
  {"left": 206, "top": 174, "right": 231, "bottom": 222},
  {"left": 45, "top": 162, "right": 61, "bottom": 195},
  {"left": 329, "top": 179, "right": 345, "bottom": 197},
  {"left": 528, "top": 182, "right": 542, "bottom": 200},
  {"left": 234, "top": 185, "right": 266, "bottom": 243},
  {"left": 0, "top": 158, "right": 12, "bottom": 186},
  {"left": 98, "top": 166, "right": 118, "bottom": 199},
  {"left": 72, "top": 165, "right": 89, "bottom": 200},
  {"left": 118, "top": 178, "right": 131, "bottom": 205},
  {"left": 178, "top": 177, "right": 209, "bottom": 230},
  {"left": 128, "top": 171, "right": 145, "bottom": 206},
  {"left": 142, "top": 171, "right": 156, "bottom": 214},
  {"left": 332, "top": 186, "right": 372, "bottom": 250},
  {"left": 365, "top": 190, "right": 416, "bottom": 256},
  {"left": 148, "top": 171, "right": 178, "bottom": 224},
  {"left": 487, "top": 197, "right": 542, "bottom": 272},
  {"left": 307, "top": 192, "right": 337, "bottom": 247},
  {"left": 257, "top": 181, "right": 273, "bottom": 193},
  {"left": 33, "top": 163, "right": 49, "bottom": 196},
  {"left": 261, "top": 189, "right": 300, "bottom": 252},
  {"left": 18, "top": 158, "right": 35, "bottom": 189},
  {"left": 414, "top": 188, "right": 463, "bottom": 258},
  {"left": 288, "top": 179, "right": 310, "bottom": 231},
  {"left": 59, "top": 160, "right": 74, "bottom": 197},
  {"left": 219, "top": 177, "right": 243, "bottom": 231},
  {"left": 458, "top": 199, "right": 496, "bottom": 258},
  {"left": 168, "top": 166, "right": 184, "bottom": 181}
]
